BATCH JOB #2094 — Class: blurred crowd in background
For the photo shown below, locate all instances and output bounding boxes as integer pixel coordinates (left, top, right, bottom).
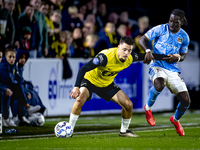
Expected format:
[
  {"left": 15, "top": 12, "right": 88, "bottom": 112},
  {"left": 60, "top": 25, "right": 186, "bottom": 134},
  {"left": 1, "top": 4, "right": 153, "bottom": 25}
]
[{"left": 0, "top": 0, "right": 154, "bottom": 59}]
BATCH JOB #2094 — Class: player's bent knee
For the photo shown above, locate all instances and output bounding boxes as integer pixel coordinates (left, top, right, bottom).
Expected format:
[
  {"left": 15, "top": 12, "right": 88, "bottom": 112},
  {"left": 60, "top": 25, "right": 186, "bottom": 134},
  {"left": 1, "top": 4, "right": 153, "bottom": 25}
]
[
  {"left": 183, "top": 97, "right": 191, "bottom": 107},
  {"left": 124, "top": 100, "right": 133, "bottom": 111},
  {"left": 76, "top": 93, "right": 88, "bottom": 106}
]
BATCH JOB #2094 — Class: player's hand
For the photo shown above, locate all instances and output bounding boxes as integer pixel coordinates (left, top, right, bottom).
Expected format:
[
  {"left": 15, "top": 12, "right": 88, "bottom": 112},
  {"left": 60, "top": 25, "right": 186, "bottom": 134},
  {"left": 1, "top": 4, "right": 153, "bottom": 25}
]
[
  {"left": 69, "top": 87, "right": 80, "bottom": 99},
  {"left": 6, "top": 88, "right": 13, "bottom": 97},
  {"left": 164, "top": 54, "right": 180, "bottom": 63},
  {"left": 144, "top": 51, "right": 155, "bottom": 64}
]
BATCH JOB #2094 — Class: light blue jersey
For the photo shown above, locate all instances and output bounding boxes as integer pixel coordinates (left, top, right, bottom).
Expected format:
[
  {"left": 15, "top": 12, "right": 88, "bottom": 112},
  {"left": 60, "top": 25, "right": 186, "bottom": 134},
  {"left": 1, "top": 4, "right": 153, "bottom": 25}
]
[{"left": 145, "top": 23, "right": 190, "bottom": 73}]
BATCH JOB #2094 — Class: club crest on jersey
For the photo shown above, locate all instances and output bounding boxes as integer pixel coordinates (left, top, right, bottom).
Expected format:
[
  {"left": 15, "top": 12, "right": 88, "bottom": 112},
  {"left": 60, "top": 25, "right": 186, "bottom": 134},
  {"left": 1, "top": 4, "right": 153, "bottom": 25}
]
[
  {"left": 178, "top": 37, "right": 183, "bottom": 44},
  {"left": 93, "top": 58, "right": 99, "bottom": 65}
]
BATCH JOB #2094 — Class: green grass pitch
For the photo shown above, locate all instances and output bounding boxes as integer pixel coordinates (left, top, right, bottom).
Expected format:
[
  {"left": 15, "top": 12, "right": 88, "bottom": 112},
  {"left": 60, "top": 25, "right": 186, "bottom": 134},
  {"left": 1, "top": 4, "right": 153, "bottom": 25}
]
[{"left": 0, "top": 112, "right": 200, "bottom": 150}]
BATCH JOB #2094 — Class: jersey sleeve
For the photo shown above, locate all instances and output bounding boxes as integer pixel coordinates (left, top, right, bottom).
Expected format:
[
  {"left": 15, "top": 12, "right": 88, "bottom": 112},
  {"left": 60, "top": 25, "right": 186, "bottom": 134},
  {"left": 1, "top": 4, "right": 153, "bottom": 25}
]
[
  {"left": 180, "top": 33, "right": 190, "bottom": 54},
  {"left": 145, "top": 25, "right": 163, "bottom": 41},
  {"left": 92, "top": 53, "right": 107, "bottom": 67},
  {"left": 74, "top": 53, "right": 107, "bottom": 87}
]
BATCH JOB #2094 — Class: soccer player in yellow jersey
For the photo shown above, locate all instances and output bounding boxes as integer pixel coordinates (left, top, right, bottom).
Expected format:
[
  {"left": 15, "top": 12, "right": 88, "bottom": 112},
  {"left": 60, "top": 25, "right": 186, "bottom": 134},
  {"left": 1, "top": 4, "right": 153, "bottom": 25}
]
[{"left": 69, "top": 36, "right": 169, "bottom": 137}]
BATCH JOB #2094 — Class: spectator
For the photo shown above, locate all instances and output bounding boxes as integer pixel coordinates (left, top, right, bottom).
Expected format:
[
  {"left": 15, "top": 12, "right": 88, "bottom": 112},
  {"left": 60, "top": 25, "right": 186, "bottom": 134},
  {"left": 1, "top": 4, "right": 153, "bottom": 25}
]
[
  {"left": 99, "top": 22, "right": 118, "bottom": 47},
  {"left": 29, "top": 0, "right": 48, "bottom": 58},
  {"left": 48, "top": 1, "right": 55, "bottom": 17},
  {"left": 49, "top": 0, "right": 63, "bottom": 10},
  {"left": 95, "top": 2, "right": 107, "bottom": 32},
  {"left": 18, "top": 5, "right": 40, "bottom": 58},
  {"left": 132, "top": 16, "right": 152, "bottom": 53},
  {"left": 116, "top": 23, "right": 127, "bottom": 42},
  {"left": 108, "top": 12, "right": 119, "bottom": 26},
  {"left": 85, "top": 14, "right": 97, "bottom": 33},
  {"left": 117, "top": 11, "right": 131, "bottom": 36},
  {"left": 68, "top": 5, "right": 83, "bottom": 31},
  {"left": 57, "top": 0, "right": 64, "bottom": 11},
  {"left": 0, "top": 0, "right": 15, "bottom": 50},
  {"left": 39, "top": 1, "right": 55, "bottom": 47},
  {"left": 82, "top": 21, "right": 95, "bottom": 39},
  {"left": 94, "top": 22, "right": 115, "bottom": 53},
  {"left": 83, "top": 34, "right": 98, "bottom": 58},
  {"left": 11, "top": 49, "right": 46, "bottom": 125},
  {"left": 0, "top": 46, "right": 41, "bottom": 126},
  {"left": 49, "top": 31, "right": 67, "bottom": 58},
  {"left": 77, "top": 2, "right": 87, "bottom": 20},
  {"left": 63, "top": 30, "right": 74, "bottom": 57},
  {"left": 85, "top": 0, "right": 93, "bottom": 14},
  {"left": 4, "top": 0, "right": 20, "bottom": 49},
  {"left": 19, "top": 26, "right": 32, "bottom": 51},
  {"left": 72, "top": 27, "right": 84, "bottom": 58},
  {"left": 85, "top": 0, "right": 97, "bottom": 15},
  {"left": 50, "top": 9, "right": 62, "bottom": 41}
]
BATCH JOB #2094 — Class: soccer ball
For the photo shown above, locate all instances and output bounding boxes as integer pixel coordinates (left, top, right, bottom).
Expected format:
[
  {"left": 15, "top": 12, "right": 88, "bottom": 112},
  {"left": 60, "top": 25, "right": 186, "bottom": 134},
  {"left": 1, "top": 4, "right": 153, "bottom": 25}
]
[
  {"left": 54, "top": 121, "right": 73, "bottom": 138},
  {"left": 28, "top": 112, "right": 45, "bottom": 126}
]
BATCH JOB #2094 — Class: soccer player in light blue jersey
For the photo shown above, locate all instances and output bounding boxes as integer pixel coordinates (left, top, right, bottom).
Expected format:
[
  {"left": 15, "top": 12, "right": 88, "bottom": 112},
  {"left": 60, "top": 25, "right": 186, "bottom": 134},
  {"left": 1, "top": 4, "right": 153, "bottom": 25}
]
[{"left": 139, "top": 9, "right": 190, "bottom": 136}]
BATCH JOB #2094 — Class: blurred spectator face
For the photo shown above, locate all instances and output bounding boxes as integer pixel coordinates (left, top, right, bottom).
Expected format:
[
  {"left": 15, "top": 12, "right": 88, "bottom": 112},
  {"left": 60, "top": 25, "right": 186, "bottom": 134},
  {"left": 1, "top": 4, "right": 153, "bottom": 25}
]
[
  {"left": 108, "top": 12, "right": 119, "bottom": 25},
  {"left": 98, "top": 3, "right": 106, "bottom": 16},
  {"left": 4, "top": 0, "right": 15, "bottom": 14},
  {"left": 73, "top": 28, "right": 82, "bottom": 39},
  {"left": 25, "top": 5, "right": 34, "bottom": 19},
  {"left": 82, "top": 22, "right": 94, "bottom": 38},
  {"left": 0, "top": 0, "right": 2, "bottom": 6},
  {"left": 50, "top": 11, "right": 61, "bottom": 23},
  {"left": 30, "top": 0, "right": 41, "bottom": 10},
  {"left": 138, "top": 16, "right": 149, "bottom": 31},
  {"left": 68, "top": 6, "right": 78, "bottom": 19},
  {"left": 85, "top": 14, "right": 96, "bottom": 24},
  {"left": 0, "top": 52, "right": 3, "bottom": 63},
  {"left": 39, "top": 4, "right": 49, "bottom": 16},
  {"left": 86, "top": 1, "right": 93, "bottom": 11},
  {"left": 105, "top": 22, "right": 115, "bottom": 33},
  {"left": 6, "top": 51, "right": 16, "bottom": 65},
  {"left": 86, "top": 36, "right": 96, "bottom": 48},
  {"left": 64, "top": 32, "right": 73, "bottom": 45},
  {"left": 79, "top": 4, "right": 87, "bottom": 15},
  {"left": 59, "top": 35, "right": 65, "bottom": 43},
  {"left": 117, "top": 24, "right": 126, "bottom": 37},
  {"left": 24, "top": 33, "right": 31, "bottom": 40},
  {"left": 18, "top": 54, "right": 27, "bottom": 66},
  {"left": 119, "top": 11, "right": 128, "bottom": 23}
]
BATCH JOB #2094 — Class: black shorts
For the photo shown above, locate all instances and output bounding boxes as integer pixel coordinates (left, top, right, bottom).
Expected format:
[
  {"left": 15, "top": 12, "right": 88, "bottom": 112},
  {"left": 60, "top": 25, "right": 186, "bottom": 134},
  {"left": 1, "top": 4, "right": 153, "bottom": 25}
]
[{"left": 80, "top": 78, "right": 121, "bottom": 102}]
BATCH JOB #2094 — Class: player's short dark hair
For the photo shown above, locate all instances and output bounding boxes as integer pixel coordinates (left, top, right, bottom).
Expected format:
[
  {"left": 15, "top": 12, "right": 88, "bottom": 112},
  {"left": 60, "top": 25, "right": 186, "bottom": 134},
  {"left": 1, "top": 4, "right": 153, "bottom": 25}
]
[
  {"left": 171, "top": 9, "right": 188, "bottom": 26},
  {"left": 119, "top": 36, "right": 134, "bottom": 45},
  {"left": 4, "top": 45, "right": 16, "bottom": 56}
]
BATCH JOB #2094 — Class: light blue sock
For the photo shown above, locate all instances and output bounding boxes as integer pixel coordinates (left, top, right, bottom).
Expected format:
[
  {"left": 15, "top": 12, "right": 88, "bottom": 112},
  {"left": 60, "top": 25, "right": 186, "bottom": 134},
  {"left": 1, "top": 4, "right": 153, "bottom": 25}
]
[
  {"left": 174, "top": 102, "right": 189, "bottom": 120},
  {"left": 147, "top": 86, "right": 161, "bottom": 107}
]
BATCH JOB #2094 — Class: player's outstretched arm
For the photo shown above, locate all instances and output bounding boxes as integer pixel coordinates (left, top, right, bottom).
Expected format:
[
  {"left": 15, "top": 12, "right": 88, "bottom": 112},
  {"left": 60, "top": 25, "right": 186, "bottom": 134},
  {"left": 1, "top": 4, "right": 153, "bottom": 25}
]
[{"left": 70, "top": 54, "right": 107, "bottom": 99}]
